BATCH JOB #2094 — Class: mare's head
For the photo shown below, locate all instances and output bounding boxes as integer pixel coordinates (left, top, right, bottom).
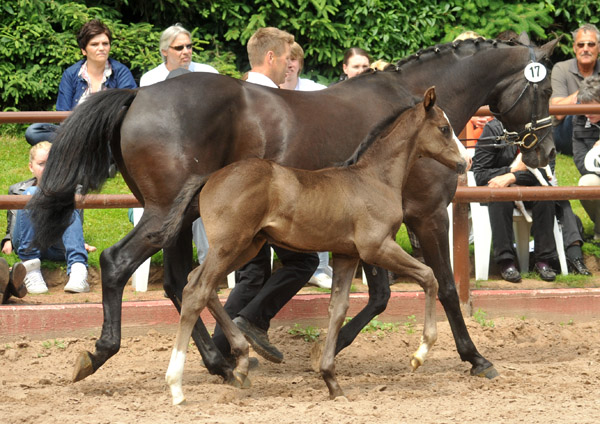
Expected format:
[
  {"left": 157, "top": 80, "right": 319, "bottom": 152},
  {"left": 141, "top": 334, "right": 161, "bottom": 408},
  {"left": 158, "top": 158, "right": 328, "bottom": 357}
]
[
  {"left": 487, "top": 33, "right": 560, "bottom": 168},
  {"left": 411, "top": 87, "right": 467, "bottom": 174}
]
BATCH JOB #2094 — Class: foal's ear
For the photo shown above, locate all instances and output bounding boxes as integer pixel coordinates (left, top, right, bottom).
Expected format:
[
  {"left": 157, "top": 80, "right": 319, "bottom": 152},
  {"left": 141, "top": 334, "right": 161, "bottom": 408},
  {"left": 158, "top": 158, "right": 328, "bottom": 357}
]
[
  {"left": 423, "top": 86, "right": 436, "bottom": 111},
  {"left": 539, "top": 36, "right": 561, "bottom": 59}
]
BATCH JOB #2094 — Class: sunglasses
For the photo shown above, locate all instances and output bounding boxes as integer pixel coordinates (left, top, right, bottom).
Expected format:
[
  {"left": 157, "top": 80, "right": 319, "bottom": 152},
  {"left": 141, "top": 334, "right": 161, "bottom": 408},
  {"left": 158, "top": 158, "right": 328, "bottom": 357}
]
[
  {"left": 577, "top": 41, "right": 597, "bottom": 48},
  {"left": 169, "top": 43, "right": 193, "bottom": 51}
]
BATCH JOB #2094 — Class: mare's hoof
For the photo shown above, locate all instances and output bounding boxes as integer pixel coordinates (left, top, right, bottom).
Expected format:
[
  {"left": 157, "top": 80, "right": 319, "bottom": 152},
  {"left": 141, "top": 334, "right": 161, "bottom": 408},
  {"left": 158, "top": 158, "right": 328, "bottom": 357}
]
[
  {"left": 410, "top": 356, "right": 423, "bottom": 371},
  {"left": 72, "top": 351, "right": 94, "bottom": 382},
  {"left": 310, "top": 341, "right": 324, "bottom": 372},
  {"left": 231, "top": 370, "right": 251, "bottom": 389},
  {"left": 471, "top": 364, "right": 499, "bottom": 379}
]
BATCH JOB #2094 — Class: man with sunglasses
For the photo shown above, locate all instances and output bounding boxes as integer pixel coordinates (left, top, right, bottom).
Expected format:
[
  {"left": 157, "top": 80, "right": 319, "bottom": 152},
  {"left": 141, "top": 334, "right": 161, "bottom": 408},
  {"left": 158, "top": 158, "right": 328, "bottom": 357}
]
[
  {"left": 551, "top": 24, "right": 600, "bottom": 155},
  {"left": 140, "top": 24, "right": 218, "bottom": 86}
]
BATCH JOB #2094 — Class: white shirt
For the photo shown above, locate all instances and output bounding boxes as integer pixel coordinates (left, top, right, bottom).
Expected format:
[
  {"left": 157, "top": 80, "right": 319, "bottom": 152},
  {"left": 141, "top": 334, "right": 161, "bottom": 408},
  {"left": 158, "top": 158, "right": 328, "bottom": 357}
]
[
  {"left": 245, "top": 71, "right": 279, "bottom": 88},
  {"left": 140, "top": 61, "right": 218, "bottom": 87},
  {"left": 295, "top": 77, "right": 327, "bottom": 91}
]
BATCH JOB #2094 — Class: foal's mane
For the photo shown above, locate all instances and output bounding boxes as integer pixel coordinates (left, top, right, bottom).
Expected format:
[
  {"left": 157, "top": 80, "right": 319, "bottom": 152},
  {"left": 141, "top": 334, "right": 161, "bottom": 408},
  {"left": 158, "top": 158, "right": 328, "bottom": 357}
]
[{"left": 341, "top": 95, "right": 420, "bottom": 167}]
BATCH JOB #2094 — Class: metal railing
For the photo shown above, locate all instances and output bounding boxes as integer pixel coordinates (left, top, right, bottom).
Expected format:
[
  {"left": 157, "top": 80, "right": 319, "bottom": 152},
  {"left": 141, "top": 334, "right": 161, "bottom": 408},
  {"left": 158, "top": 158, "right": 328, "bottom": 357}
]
[{"left": 3, "top": 105, "right": 600, "bottom": 307}]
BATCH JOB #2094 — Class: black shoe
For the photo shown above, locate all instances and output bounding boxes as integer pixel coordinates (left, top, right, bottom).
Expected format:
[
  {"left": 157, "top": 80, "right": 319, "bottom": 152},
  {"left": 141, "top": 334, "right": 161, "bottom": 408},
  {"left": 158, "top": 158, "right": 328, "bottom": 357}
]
[
  {"left": 233, "top": 316, "right": 283, "bottom": 363},
  {"left": 500, "top": 261, "right": 521, "bottom": 283},
  {"left": 567, "top": 257, "right": 592, "bottom": 276},
  {"left": 9, "top": 262, "right": 28, "bottom": 299},
  {"left": 534, "top": 262, "right": 556, "bottom": 282}
]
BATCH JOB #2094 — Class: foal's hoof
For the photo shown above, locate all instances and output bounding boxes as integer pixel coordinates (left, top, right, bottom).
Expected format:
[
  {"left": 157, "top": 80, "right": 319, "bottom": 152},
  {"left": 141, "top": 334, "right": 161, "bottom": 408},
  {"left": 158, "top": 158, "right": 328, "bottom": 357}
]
[
  {"left": 72, "top": 351, "right": 95, "bottom": 382},
  {"left": 230, "top": 370, "right": 251, "bottom": 389},
  {"left": 471, "top": 364, "right": 499, "bottom": 379},
  {"left": 410, "top": 356, "right": 423, "bottom": 371}
]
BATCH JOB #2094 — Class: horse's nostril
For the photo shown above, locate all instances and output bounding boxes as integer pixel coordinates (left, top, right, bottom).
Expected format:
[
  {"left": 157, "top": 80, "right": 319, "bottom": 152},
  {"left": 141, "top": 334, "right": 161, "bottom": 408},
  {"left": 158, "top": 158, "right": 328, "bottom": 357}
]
[{"left": 549, "top": 148, "right": 557, "bottom": 160}]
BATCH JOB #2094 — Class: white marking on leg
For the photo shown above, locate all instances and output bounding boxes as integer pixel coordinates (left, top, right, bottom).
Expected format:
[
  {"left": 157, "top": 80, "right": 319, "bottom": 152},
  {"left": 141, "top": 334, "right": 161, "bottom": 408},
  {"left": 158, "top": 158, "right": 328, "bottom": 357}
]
[{"left": 166, "top": 348, "right": 187, "bottom": 405}]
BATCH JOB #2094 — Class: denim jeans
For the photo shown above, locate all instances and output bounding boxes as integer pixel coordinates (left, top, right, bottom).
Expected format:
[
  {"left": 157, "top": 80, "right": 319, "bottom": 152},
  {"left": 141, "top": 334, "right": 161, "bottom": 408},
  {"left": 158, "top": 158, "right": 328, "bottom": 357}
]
[
  {"left": 12, "top": 186, "right": 87, "bottom": 274},
  {"left": 552, "top": 116, "right": 573, "bottom": 155},
  {"left": 24, "top": 123, "right": 59, "bottom": 146}
]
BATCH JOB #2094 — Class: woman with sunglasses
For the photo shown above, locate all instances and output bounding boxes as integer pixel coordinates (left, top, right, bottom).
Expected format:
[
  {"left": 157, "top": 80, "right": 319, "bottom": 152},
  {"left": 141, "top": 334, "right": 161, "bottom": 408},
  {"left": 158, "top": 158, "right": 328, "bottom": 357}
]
[
  {"left": 140, "top": 24, "right": 218, "bottom": 86},
  {"left": 25, "top": 19, "right": 137, "bottom": 146},
  {"left": 551, "top": 23, "right": 600, "bottom": 155}
]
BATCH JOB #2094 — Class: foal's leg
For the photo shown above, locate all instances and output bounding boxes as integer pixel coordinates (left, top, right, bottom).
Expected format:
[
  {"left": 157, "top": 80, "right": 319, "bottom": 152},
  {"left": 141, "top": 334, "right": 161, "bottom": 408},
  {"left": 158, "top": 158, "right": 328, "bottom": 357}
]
[
  {"left": 319, "top": 256, "right": 358, "bottom": 399},
  {"left": 166, "top": 265, "right": 222, "bottom": 405},
  {"left": 363, "top": 239, "right": 438, "bottom": 370},
  {"left": 163, "top": 227, "right": 233, "bottom": 382},
  {"left": 404, "top": 181, "right": 497, "bottom": 378}
]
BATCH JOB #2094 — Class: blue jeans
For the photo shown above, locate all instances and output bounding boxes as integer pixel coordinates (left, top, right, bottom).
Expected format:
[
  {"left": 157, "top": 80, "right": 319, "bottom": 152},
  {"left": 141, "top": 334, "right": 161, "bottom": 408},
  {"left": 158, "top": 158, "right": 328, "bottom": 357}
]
[
  {"left": 24, "top": 123, "right": 59, "bottom": 146},
  {"left": 552, "top": 116, "right": 573, "bottom": 156},
  {"left": 12, "top": 186, "right": 87, "bottom": 274}
]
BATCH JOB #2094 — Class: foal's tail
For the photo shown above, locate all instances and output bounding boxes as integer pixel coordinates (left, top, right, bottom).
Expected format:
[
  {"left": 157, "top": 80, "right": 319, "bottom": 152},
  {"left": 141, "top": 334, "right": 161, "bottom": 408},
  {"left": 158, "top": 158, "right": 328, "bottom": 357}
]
[
  {"left": 28, "top": 89, "right": 138, "bottom": 250},
  {"left": 147, "top": 174, "right": 211, "bottom": 248}
]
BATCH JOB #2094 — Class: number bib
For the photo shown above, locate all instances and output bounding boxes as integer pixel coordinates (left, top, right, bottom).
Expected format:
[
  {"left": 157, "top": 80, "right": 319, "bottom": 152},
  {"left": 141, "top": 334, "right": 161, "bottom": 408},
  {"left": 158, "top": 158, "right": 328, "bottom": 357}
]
[{"left": 524, "top": 62, "right": 547, "bottom": 83}]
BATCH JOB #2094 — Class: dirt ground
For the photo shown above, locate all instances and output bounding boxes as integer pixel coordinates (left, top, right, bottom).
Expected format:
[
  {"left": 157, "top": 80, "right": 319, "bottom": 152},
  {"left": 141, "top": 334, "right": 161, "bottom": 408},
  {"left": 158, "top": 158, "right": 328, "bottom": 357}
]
[
  {"left": 2, "top": 260, "right": 600, "bottom": 423},
  {"left": 1, "top": 315, "right": 600, "bottom": 423}
]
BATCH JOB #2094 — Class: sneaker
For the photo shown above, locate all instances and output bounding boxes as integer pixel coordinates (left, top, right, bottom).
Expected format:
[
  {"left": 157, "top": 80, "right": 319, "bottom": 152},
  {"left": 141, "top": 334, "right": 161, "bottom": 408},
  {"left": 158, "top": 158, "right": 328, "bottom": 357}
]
[
  {"left": 64, "top": 263, "right": 89, "bottom": 293},
  {"left": 308, "top": 273, "right": 332, "bottom": 289},
  {"left": 233, "top": 316, "right": 283, "bottom": 364},
  {"left": 21, "top": 259, "right": 48, "bottom": 294}
]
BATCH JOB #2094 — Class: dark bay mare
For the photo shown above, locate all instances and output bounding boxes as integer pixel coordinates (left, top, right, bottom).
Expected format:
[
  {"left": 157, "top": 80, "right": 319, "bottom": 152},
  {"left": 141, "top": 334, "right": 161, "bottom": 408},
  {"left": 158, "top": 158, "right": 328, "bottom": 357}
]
[
  {"left": 165, "top": 87, "right": 467, "bottom": 403},
  {"left": 29, "top": 34, "right": 558, "bottom": 384}
]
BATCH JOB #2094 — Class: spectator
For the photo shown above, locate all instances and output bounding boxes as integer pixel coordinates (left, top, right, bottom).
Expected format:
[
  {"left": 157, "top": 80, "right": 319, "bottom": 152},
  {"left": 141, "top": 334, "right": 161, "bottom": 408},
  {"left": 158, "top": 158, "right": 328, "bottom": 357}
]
[
  {"left": 139, "top": 23, "right": 218, "bottom": 86},
  {"left": 138, "top": 24, "right": 219, "bottom": 264},
  {"left": 211, "top": 27, "right": 319, "bottom": 365},
  {"left": 339, "top": 47, "right": 371, "bottom": 81},
  {"left": 1, "top": 142, "right": 90, "bottom": 294},
  {"left": 573, "top": 75, "right": 600, "bottom": 242},
  {"left": 472, "top": 119, "right": 558, "bottom": 282},
  {"left": 25, "top": 19, "right": 137, "bottom": 146},
  {"left": 278, "top": 42, "right": 331, "bottom": 289},
  {"left": 551, "top": 24, "right": 600, "bottom": 155}
]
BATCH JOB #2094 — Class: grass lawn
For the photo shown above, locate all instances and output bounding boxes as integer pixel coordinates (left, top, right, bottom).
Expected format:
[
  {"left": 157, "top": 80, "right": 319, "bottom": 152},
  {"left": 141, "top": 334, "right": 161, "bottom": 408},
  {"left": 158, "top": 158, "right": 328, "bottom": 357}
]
[
  {"left": 1, "top": 130, "right": 598, "bottom": 272},
  {"left": 0, "top": 133, "right": 164, "bottom": 269}
]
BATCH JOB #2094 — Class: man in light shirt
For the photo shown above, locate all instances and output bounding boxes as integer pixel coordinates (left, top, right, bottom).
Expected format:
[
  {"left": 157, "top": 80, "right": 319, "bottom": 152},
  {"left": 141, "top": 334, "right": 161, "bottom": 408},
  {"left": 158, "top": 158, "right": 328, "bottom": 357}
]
[{"left": 212, "top": 27, "right": 319, "bottom": 366}]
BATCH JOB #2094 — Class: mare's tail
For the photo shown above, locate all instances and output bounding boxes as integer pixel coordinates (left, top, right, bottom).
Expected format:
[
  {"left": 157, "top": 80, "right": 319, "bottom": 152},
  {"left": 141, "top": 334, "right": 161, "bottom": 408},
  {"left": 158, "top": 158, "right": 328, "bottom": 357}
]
[
  {"left": 147, "top": 174, "right": 211, "bottom": 249},
  {"left": 28, "top": 89, "right": 138, "bottom": 250}
]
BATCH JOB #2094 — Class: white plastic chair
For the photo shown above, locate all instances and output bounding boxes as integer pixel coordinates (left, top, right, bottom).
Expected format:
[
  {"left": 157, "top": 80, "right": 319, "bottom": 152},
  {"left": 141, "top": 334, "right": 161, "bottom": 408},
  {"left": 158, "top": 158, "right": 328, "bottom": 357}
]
[
  {"left": 467, "top": 172, "right": 568, "bottom": 280},
  {"left": 131, "top": 207, "right": 150, "bottom": 292}
]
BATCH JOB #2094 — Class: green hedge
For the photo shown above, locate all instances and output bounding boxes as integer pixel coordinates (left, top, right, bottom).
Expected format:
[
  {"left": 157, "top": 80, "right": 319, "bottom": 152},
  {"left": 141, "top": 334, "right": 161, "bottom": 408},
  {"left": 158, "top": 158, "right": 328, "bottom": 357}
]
[{"left": 2, "top": 0, "right": 599, "bottom": 111}]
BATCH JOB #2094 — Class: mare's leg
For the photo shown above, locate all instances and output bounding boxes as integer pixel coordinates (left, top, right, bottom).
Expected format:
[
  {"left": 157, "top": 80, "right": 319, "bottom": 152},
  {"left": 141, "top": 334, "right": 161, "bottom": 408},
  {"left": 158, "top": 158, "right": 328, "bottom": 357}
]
[
  {"left": 73, "top": 212, "right": 161, "bottom": 381},
  {"left": 403, "top": 163, "right": 497, "bottom": 378},
  {"left": 319, "top": 256, "right": 358, "bottom": 399},
  {"left": 334, "top": 262, "right": 390, "bottom": 355},
  {"left": 163, "top": 226, "right": 233, "bottom": 381},
  {"left": 363, "top": 238, "right": 439, "bottom": 370}
]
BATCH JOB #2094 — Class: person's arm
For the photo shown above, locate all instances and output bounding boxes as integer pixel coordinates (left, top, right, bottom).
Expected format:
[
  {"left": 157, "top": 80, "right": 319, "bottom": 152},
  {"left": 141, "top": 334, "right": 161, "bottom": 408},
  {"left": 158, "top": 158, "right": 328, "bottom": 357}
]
[
  {"left": 56, "top": 66, "right": 76, "bottom": 111},
  {"left": 550, "top": 62, "right": 577, "bottom": 121},
  {"left": 472, "top": 121, "right": 512, "bottom": 186},
  {"left": 111, "top": 59, "right": 137, "bottom": 89}
]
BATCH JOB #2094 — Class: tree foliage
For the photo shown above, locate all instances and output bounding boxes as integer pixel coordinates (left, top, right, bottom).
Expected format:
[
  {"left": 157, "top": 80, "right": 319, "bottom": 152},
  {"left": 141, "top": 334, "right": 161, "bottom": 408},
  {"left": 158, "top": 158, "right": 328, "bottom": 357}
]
[{"left": 2, "top": 0, "right": 599, "bottom": 111}]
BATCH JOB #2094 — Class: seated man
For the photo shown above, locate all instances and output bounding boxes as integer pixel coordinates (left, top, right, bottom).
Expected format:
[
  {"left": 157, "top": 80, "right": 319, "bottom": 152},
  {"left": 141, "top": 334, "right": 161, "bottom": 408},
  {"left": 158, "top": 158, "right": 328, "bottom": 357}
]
[
  {"left": 1, "top": 142, "right": 90, "bottom": 294},
  {"left": 573, "top": 75, "right": 600, "bottom": 241},
  {"left": 472, "top": 119, "right": 558, "bottom": 282}
]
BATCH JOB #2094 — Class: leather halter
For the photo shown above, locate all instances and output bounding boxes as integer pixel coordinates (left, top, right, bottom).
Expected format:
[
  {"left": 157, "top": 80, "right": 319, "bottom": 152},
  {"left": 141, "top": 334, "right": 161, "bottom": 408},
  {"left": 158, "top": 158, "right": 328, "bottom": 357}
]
[{"left": 467, "top": 47, "right": 553, "bottom": 150}]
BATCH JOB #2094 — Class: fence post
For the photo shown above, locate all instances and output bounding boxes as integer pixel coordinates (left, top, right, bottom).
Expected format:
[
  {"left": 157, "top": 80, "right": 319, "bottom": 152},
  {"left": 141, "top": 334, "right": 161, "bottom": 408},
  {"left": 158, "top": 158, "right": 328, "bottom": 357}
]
[{"left": 453, "top": 174, "right": 472, "bottom": 314}]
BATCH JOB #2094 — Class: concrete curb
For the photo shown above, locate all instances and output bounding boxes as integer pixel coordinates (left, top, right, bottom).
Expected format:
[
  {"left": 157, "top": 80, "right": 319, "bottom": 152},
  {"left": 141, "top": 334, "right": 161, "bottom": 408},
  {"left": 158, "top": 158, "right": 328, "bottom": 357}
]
[{"left": 2, "top": 288, "right": 600, "bottom": 340}]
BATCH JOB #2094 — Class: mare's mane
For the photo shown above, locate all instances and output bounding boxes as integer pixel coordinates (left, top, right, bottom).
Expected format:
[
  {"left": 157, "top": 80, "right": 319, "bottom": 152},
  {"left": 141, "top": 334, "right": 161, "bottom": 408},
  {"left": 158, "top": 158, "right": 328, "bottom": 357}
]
[{"left": 341, "top": 95, "right": 421, "bottom": 167}]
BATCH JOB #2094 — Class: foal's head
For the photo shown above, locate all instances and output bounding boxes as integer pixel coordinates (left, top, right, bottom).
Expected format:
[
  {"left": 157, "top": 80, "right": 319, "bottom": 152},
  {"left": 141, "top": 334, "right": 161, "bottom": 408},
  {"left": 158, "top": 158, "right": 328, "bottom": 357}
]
[{"left": 401, "top": 87, "right": 467, "bottom": 174}]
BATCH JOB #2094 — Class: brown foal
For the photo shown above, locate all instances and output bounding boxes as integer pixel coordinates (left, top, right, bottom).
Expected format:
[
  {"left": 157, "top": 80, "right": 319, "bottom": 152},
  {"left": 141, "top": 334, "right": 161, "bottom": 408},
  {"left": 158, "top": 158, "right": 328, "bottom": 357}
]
[{"left": 166, "top": 87, "right": 467, "bottom": 403}]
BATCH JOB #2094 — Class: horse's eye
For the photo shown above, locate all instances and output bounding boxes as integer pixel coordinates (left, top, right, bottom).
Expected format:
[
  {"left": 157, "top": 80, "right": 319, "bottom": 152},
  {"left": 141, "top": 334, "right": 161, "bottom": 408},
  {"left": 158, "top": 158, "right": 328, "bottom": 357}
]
[{"left": 440, "top": 125, "right": 450, "bottom": 135}]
